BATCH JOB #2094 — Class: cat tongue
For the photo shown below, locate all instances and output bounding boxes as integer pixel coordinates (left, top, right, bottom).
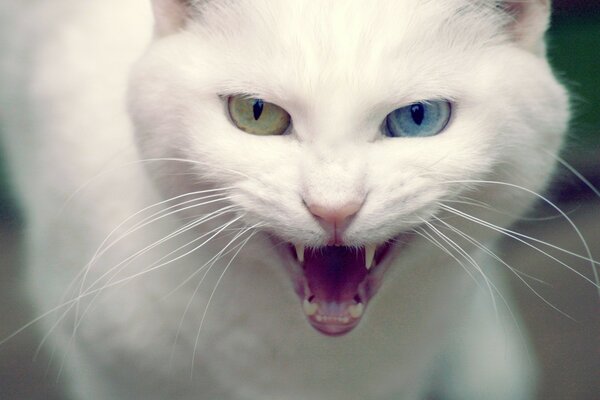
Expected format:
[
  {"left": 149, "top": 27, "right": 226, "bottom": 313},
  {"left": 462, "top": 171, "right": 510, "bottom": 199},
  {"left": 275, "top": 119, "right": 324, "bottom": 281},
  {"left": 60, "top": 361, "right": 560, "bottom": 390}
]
[{"left": 302, "top": 246, "right": 367, "bottom": 336}]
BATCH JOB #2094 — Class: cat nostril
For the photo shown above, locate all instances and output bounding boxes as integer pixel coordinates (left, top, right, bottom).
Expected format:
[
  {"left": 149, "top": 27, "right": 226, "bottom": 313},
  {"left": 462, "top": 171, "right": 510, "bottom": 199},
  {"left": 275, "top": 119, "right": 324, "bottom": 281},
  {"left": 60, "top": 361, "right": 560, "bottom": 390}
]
[{"left": 307, "top": 201, "right": 362, "bottom": 227}]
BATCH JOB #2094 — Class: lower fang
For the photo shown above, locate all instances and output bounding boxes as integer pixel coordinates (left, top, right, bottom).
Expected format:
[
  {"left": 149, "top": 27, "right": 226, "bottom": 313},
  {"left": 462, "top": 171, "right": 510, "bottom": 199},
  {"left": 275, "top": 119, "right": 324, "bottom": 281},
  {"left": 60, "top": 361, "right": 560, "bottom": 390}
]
[
  {"left": 348, "top": 303, "right": 364, "bottom": 318},
  {"left": 303, "top": 299, "right": 318, "bottom": 316}
]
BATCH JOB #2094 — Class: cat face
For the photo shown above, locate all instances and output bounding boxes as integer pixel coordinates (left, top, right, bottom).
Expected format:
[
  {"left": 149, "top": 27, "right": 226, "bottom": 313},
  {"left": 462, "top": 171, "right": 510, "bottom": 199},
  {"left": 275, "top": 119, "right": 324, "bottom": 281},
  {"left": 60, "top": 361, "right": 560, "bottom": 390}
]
[{"left": 129, "top": 0, "right": 568, "bottom": 335}]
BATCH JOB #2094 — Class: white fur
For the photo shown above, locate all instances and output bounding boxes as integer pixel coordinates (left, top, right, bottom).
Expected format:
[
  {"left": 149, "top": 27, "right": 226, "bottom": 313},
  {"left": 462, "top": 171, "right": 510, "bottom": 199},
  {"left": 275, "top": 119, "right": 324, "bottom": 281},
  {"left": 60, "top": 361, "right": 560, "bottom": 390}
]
[{"left": 0, "top": 1, "right": 568, "bottom": 399}]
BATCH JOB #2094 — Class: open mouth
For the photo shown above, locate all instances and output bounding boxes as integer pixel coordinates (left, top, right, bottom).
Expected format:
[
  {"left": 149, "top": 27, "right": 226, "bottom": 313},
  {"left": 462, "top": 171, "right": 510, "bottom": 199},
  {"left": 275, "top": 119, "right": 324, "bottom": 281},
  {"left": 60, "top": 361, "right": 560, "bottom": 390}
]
[{"left": 276, "top": 236, "right": 412, "bottom": 336}]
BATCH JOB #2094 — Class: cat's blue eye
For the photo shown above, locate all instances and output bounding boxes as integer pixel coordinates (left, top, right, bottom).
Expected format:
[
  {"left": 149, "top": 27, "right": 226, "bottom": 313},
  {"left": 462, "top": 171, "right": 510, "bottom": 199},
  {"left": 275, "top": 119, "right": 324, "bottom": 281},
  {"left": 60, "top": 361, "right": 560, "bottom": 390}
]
[{"left": 384, "top": 101, "right": 451, "bottom": 138}]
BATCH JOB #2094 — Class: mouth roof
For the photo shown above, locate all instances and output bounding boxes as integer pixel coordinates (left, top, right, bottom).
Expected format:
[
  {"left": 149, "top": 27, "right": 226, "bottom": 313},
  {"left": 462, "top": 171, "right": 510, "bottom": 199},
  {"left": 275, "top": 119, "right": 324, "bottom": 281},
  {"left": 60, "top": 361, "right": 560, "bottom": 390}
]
[
  {"left": 304, "top": 247, "right": 368, "bottom": 304},
  {"left": 291, "top": 243, "right": 393, "bottom": 336}
]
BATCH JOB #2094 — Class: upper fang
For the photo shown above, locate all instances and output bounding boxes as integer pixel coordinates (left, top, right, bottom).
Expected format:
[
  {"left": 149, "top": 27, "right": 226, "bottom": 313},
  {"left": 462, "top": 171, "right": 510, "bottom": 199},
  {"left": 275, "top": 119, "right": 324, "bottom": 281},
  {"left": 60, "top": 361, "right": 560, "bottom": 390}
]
[
  {"left": 295, "top": 244, "right": 305, "bottom": 262},
  {"left": 365, "top": 245, "right": 376, "bottom": 270}
]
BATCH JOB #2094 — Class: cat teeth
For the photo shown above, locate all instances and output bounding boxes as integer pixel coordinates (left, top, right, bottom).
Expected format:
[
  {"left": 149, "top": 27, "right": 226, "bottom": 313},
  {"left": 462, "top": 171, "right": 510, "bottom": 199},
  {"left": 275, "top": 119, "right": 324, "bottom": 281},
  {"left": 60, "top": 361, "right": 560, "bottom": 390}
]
[
  {"left": 348, "top": 303, "right": 364, "bottom": 319},
  {"left": 303, "top": 299, "right": 318, "bottom": 316},
  {"left": 315, "top": 315, "right": 350, "bottom": 324},
  {"left": 365, "top": 245, "right": 376, "bottom": 270},
  {"left": 295, "top": 244, "right": 305, "bottom": 262}
]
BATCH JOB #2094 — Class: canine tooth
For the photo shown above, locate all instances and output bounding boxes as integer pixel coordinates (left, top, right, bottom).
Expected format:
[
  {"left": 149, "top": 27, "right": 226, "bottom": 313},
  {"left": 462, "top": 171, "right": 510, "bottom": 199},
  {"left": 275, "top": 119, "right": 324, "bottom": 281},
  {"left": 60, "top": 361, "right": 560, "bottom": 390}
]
[
  {"left": 349, "top": 303, "right": 364, "bottom": 319},
  {"left": 303, "top": 299, "right": 318, "bottom": 316},
  {"left": 365, "top": 245, "right": 376, "bottom": 270},
  {"left": 295, "top": 244, "right": 305, "bottom": 262}
]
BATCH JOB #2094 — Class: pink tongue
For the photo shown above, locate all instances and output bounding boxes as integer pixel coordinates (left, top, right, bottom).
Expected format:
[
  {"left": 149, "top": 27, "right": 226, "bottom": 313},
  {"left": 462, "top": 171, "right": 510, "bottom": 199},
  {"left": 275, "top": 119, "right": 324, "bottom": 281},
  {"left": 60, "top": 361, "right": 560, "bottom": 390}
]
[{"left": 304, "top": 247, "right": 366, "bottom": 302}]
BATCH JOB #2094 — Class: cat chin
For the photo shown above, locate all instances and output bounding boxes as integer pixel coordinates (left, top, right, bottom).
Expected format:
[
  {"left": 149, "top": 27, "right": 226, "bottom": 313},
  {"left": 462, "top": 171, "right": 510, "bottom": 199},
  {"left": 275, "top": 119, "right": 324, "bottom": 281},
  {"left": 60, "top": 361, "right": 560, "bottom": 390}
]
[{"left": 268, "top": 232, "right": 415, "bottom": 336}]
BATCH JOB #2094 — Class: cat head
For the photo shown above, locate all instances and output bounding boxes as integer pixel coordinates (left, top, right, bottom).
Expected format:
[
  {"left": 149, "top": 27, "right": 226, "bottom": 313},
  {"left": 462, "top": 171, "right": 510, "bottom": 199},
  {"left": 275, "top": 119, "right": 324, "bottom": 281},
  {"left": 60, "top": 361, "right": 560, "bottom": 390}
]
[{"left": 129, "top": 0, "right": 568, "bottom": 335}]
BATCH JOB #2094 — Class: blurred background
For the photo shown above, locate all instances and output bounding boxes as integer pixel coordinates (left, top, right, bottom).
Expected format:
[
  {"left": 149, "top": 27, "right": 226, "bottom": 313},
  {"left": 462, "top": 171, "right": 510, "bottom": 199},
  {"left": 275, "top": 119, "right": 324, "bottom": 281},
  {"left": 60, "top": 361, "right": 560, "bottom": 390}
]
[{"left": 0, "top": 2, "right": 599, "bottom": 399}]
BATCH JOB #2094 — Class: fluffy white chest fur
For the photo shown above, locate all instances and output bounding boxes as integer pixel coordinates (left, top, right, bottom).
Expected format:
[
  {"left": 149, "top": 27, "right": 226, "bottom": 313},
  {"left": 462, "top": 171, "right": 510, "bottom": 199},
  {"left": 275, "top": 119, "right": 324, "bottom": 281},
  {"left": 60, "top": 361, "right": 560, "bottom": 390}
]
[{"left": 0, "top": 1, "right": 570, "bottom": 399}]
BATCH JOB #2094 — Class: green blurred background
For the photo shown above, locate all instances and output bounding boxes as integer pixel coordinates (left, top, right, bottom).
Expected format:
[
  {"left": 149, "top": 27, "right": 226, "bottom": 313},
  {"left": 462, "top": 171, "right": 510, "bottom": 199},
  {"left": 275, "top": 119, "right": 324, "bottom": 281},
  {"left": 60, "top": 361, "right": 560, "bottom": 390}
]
[{"left": 549, "top": 2, "right": 600, "bottom": 190}]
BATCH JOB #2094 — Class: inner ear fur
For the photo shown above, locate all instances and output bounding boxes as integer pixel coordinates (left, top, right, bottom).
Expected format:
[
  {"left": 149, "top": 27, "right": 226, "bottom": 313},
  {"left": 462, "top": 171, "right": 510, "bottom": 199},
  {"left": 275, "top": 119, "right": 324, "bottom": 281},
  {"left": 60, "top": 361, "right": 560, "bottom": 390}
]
[
  {"left": 151, "top": 0, "right": 194, "bottom": 37},
  {"left": 502, "top": 0, "right": 551, "bottom": 55}
]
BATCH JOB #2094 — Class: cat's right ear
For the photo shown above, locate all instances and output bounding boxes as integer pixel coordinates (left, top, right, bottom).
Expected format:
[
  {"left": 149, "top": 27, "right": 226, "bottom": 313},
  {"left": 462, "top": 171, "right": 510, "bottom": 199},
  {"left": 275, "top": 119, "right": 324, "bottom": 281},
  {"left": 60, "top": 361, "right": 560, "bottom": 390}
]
[
  {"left": 501, "top": 0, "right": 551, "bottom": 55},
  {"left": 151, "top": 0, "right": 193, "bottom": 37}
]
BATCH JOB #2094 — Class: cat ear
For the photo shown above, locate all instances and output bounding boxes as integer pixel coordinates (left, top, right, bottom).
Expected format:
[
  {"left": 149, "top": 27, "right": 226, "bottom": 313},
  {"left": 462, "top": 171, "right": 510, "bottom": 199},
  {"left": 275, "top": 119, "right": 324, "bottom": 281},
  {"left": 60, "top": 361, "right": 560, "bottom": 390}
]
[
  {"left": 150, "top": 0, "right": 194, "bottom": 37},
  {"left": 502, "top": 0, "right": 551, "bottom": 55}
]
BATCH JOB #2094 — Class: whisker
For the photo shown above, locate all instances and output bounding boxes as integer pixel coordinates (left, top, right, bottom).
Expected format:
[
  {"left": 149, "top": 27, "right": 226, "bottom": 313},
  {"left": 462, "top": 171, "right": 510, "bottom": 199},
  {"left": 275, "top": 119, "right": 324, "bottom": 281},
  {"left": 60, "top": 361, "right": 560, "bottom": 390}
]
[
  {"left": 420, "top": 218, "right": 535, "bottom": 364},
  {"left": 440, "top": 179, "right": 599, "bottom": 295},
  {"left": 58, "top": 189, "right": 235, "bottom": 326},
  {"left": 191, "top": 225, "right": 262, "bottom": 378},
  {"left": 439, "top": 203, "right": 600, "bottom": 289},
  {"left": 82, "top": 205, "right": 241, "bottom": 296},
  {"left": 92, "top": 193, "right": 236, "bottom": 261},
  {"left": 75, "top": 212, "right": 245, "bottom": 325},
  {"left": 58, "top": 153, "right": 242, "bottom": 216},
  {"left": 433, "top": 214, "right": 573, "bottom": 320},
  {"left": 551, "top": 152, "right": 600, "bottom": 199},
  {"left": 169, "top": 224, "right": 262, "bottom": 368},
  {"left": 37, "top": 209, "right": 243, "bottom": 367},
  {"left": 444, "top": 196, "right": 572, "bottom": 222},
  {"left": 74, "top": 194, "right": 237, "bottom": 308},
  {"left": 412, "top": 227, "right": 523, "bottom": 344},
  {"left": 411, "top": 228, "right": 482, "bottom": 287},
  {"left": 0, "top": 207, "right": 238, "bottom": 349},
  {"left": 419, "top": 219, "right": 500, "bottom": 321},
  {"left": 432, "top": 214, "right": 550, "bottom": 285},
  {"left": 163, "top": 227, "right": 252, "bottom": 301},
  {"left": 51, "top": 213, "right": 247, "bottom": 379}
]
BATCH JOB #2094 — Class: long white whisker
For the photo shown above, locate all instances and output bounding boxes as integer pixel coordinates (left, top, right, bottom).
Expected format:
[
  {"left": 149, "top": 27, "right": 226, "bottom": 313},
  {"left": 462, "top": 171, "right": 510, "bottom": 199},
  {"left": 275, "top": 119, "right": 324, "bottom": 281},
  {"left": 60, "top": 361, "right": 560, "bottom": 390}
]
[
  {"left": 76, "top": 212, "right": 245, "bottom": 324},
  {"left": 9, "top": 218, "right": 243, "bottom": 349},
  {"left": 420, "top": 219, "right": 499, "bottom": 321},
  {"left": 82, "top": 205, "right": 241, "bottom": 296},
  {"left": 551, "top": 152, "right": 600, "bottom": 199},
  {"left": 60, "top": 190, "right": 235, "bottom": 328},
  {"left": 433, "top": 215, "right": 573, "bottom": 320},
  {"left": 444, "top": 196, "right": 571, "bottom": 222},
  {"left": 412, "top": 228, "right": 481, "bottom": 286},
  {"left": 441, "top": 179, "right": 599, "bottom": 295},
  {"left": 52, "top": 213, "right": 244, "bottom": 380},
  {"left": 163, "top": 227, "right": 252, "bottom": 301},
  {"left": 3, "top": 212, "right": 241, "bottom": 348},
  {"left": 413, "top": 226, "right": 519, "bottom": 337},
  {"left": 40, "top": 209, "right": 242, "bottom": 369},
  {"left": 58, "top": 155, "right": 249, "bottom": 216},
  {"left": 71, "top": 195, "right": 238, "bottom": 329},
  {"left": 425, "top": 217, "right": 535, "bottom": 364},
  {"left": 169, "top": 224, "right": 262, "bottom": 368},
  {"left": 50, "top": 213, "right": 245, "bottom": 380},
  {"left": 93, "top": 193, "right": 235, "bottom": 260},
  {"left": 191, "top": 226, "right": 261, "bottom": 377},
  {"left": 439, "top": 203, "right": 600, "bottom": 289}
]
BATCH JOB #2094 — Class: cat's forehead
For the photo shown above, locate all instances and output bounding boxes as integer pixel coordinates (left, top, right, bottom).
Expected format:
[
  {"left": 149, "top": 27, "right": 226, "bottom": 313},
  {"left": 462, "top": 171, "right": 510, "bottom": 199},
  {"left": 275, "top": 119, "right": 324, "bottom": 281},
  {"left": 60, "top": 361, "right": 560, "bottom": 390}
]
[
  {"left": 197, "top": 0, "right": 503, "bottom": 59},
  {"left": 194, "top": 0, "right": 504, "bottom": 101}
]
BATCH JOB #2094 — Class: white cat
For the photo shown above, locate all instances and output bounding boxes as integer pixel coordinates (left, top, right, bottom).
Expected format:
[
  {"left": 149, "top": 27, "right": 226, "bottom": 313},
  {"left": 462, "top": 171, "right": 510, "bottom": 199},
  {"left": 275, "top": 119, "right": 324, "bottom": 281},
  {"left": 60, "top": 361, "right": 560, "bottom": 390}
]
[{"left": 0, "top": 0, "right": 572, "bottom": 399}]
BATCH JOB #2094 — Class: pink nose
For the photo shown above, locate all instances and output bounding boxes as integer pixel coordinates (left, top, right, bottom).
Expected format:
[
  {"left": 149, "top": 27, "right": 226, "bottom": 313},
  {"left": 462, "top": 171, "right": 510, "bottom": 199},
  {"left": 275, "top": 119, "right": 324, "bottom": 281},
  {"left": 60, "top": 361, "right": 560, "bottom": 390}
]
[{"left": 308, "top": 202, "right": 362, "bottom": 229}]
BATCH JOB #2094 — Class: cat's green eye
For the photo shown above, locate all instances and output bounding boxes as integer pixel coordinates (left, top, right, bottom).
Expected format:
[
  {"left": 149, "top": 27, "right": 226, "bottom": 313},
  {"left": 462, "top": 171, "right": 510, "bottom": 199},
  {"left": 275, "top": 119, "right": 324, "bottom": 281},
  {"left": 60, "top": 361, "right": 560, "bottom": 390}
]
[{"left": 227, "top": 95, "right": 291, "bottom": 136}]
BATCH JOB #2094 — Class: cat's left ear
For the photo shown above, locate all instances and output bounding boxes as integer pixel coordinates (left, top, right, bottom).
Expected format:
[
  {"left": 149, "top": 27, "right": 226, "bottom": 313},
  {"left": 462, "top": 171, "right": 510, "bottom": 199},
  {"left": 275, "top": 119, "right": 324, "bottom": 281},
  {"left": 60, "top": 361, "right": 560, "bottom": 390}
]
[
  {"left": 151, "top": 0, "right": 194, "bottom": 37},
  {"left": 502, "top": 0, "right": 551, "bottom": 55}
]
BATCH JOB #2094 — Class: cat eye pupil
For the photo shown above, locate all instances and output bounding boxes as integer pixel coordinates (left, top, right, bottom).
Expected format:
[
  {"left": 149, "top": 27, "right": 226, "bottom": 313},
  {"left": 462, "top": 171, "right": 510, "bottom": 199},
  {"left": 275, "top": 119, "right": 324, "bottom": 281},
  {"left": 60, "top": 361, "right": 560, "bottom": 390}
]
[
  {"left": 253, "top": 99, "right": 264, "bottom": 120},
  {"left": 411, "top": 104, "right": 425, "bottom": 125}
]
